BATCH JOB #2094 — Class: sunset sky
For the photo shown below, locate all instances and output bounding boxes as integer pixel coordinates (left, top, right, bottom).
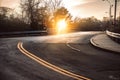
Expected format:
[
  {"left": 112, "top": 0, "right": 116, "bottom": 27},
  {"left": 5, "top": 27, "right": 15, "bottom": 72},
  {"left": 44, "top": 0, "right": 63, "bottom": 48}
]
[{"left": 0, "top": 0, "right": 120, "bottom": 20}]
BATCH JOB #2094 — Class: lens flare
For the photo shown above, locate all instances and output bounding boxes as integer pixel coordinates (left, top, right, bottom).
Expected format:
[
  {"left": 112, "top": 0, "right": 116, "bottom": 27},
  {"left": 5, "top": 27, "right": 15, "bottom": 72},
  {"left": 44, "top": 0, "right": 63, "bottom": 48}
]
[{"left": 57, "top": 19, "right": 67, "bottom": 34}]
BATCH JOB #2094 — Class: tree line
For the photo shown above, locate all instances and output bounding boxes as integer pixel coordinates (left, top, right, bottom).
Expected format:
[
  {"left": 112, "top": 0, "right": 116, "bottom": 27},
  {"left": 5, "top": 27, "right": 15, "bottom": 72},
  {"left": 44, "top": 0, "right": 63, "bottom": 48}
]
[{"left": 0, "top": 0, "right": 110, "bottom": 33}]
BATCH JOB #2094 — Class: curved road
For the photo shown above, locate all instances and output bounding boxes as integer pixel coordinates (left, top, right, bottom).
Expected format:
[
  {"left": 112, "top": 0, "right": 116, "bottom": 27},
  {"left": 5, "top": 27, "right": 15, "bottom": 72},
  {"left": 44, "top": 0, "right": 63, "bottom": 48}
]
[{"left": 0, "top": 32, "right": 120, "bottom": 80}]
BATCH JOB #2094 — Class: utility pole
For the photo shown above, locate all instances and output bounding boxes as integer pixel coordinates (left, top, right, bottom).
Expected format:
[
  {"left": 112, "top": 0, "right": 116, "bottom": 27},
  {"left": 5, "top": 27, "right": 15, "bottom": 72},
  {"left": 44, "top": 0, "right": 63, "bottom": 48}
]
[
  {"left": 109, "top": 4, "right": 113, "bottom": 21},
  {"left": 114, "top": 0, "right": 117, "bottom": 25},
  {"left": 102, "top": 0, "right": 113, "bottom": 23},
  {"left": 119, "top": 12, "right": 120, "bottom": 21}
]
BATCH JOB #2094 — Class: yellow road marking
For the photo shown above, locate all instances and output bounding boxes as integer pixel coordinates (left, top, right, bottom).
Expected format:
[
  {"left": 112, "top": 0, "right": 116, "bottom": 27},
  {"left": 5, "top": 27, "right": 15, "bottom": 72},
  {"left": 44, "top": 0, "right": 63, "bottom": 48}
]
[{"left": 17, "top": 42, "right": 91, "bottom": 80}]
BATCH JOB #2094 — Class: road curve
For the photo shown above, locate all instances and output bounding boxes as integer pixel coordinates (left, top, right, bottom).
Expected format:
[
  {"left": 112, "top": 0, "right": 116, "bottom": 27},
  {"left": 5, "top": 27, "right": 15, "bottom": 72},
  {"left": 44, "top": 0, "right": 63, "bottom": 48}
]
[
  {"left": 17, "top": 42, "right": 91, "bottom": 80},
  {"left": 1, "top": 31, "right": 120, "bottom": 80}
]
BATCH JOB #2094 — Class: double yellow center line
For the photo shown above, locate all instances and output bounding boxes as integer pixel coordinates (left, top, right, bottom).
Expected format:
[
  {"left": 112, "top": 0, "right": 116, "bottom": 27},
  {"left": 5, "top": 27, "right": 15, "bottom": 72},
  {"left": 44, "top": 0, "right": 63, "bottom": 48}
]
[{"left": 17, "top": 42, "right": 91, "bottom": 80}]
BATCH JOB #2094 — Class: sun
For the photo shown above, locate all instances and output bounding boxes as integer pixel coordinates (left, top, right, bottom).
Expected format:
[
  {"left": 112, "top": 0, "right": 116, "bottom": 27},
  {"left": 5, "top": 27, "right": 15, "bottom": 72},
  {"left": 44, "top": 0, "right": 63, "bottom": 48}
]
[{"left": 56, "top": 19, "right": 67, "bottom": 34}]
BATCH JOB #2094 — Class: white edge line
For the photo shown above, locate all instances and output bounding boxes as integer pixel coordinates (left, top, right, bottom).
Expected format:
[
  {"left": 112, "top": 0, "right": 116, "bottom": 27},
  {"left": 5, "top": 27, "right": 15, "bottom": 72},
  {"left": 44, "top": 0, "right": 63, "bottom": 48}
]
[{"left": 66, "top": 41, "right": 81, "bottom": 52}]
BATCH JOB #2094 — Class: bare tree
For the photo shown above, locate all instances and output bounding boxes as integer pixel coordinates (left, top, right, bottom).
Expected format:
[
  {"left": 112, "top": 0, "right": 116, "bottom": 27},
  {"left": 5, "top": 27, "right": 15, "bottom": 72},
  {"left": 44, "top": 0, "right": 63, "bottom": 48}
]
[
  {"left": 41, "top": 0, "right": 63, "bottom": 27},
  {"left": 44, "top": 0, "right": 63, "bottom": 14},
  {"left": 20, "top": 0, "right": 44, "bottom": 30},
  {"left": 20, "top": 0, "right": 63, "bottom": 29}
]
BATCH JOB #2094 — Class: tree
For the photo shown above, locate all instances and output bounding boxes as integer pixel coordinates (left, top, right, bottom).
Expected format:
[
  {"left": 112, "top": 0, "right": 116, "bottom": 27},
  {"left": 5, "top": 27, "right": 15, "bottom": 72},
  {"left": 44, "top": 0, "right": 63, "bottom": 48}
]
[
  {"left": 44, "top": 0, "right": 63, "bottom": 14},
  {"left": 42, "top": 0, "right": 63, "bottom": 28},
  {"left": 0, "top": 7, "right": 29, "bottom": 32},
  {"left": 20, "top": 0, "right": 44, "bottom": 30},
  {"left": 0, "top": 7, "right": 13, "bottom": 20},
  {"left": 50, "top": 7, "right": 69, "bottom": 28},
  {"left": 20, "top": 0, "right": 64, "bottom": 30},
  {"left": 54, "top": 7, "right": 68, "bottom": 20}
]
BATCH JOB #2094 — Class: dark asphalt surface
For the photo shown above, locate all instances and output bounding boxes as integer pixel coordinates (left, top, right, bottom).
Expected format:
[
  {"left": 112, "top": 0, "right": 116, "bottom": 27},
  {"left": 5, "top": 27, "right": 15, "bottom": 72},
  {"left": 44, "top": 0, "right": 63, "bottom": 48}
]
[{"left": 0, "top": 32, "right": 120, "bottom": 80}]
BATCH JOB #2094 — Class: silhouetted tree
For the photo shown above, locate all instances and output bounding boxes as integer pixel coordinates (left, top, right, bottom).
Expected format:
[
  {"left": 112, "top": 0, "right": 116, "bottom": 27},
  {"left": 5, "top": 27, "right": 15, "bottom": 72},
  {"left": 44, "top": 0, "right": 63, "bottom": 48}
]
[
  {"left": 42, "top": 0, "right": 63, "bottom": 28},
  {"left": 0, "top": 7, "right": 29, "bottom": 32},
  {"left": 0, "top": 7, "right": 12, "bottom": 20},
  {"left": 72, "top": 17, "right": 102, "bottom": 31},
  {"left": 54, "top": 7, "right": 68, "bottom": 20},
  {"left": 20, "top": 0, "right": 43, "bottom": 30},
  {"left": 44, "top": 0, "right": 63, "bottom": 14}
]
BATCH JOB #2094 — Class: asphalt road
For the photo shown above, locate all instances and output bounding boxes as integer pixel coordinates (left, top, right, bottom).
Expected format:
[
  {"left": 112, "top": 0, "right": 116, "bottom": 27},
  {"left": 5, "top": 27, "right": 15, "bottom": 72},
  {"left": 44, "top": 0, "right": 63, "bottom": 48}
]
[{"left": 0, "top": 32, "right": 120, "bottom": 80}]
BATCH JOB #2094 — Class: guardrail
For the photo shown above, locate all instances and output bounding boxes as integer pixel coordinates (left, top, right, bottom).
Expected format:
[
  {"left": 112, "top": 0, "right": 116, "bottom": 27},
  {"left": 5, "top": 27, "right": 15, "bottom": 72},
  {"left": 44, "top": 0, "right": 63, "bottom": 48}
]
[
  {"left": 106, "top": 30, "right": 120, "bottom": 43},
  {"left": 106, "top": 30, "right": 120, "bottom": 38},
  {"left": 0, "top": 30, "right": 47, "bottom": 37}
]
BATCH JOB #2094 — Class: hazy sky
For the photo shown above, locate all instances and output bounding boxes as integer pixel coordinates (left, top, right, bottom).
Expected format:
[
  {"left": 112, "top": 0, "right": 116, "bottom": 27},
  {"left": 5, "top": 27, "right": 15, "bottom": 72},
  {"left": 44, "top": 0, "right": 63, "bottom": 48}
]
[{"left": 0, "top": 0, "right": 120, "bottom": 20}]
